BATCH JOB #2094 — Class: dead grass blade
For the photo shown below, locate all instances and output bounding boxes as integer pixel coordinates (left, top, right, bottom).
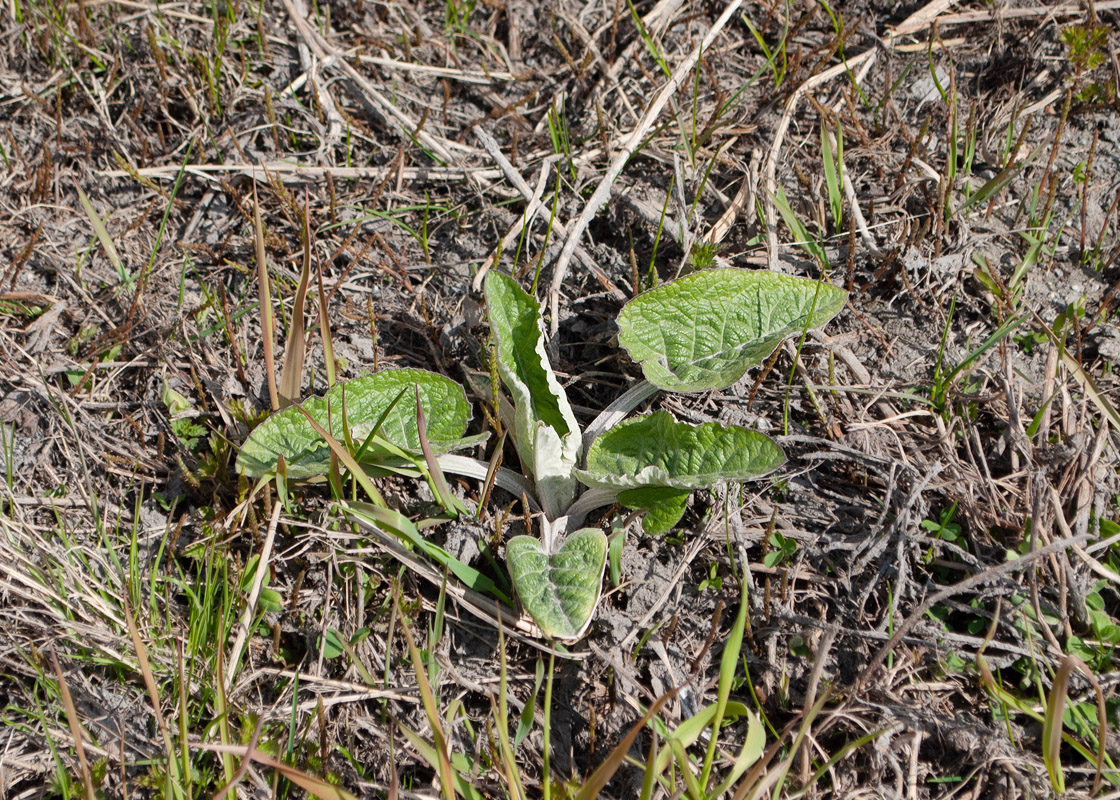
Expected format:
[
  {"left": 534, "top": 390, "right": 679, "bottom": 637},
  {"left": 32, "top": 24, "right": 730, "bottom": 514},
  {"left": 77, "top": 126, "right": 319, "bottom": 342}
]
[
  {"left": 1043, "top": 654, "right": 1107, "bottom": 796},
  {"left": 395, "top": 593, "right": 455, "bottom": 800},
  {"left": 1058, "top": 348, "right": 1120, "bottom": 432},
  {"left": 224, "top": 501, "right": 282, "bottom": 691},
  {"left": 278, "top": 191, "right": 313, "bottom": 407},
  {"left": 637, "top": 725, "right": 659, "bottom": 800},
  {"left": 1044, "top": 657, "right": 1072, "bottom": 794},
  {"left": 49, "top": 650, "right": 97, "bottom": 800},
  {"left": 202, "top": 734, "right": 360, "bottom": 800},
  {"left": 706, "top": 150, "right": 760, "bottom": 245},
  {"left": 574, "top": 688, "right": 679, "bottom": 800},
  {"left": 415, "top": 385, "right": 461, "bottom": 516},
  {"left": 211, "top": 717, "right": 264, "bottom": 800},
  {"left": 1032, "top": 311, "right": 1120, "bottom": 433},
  {"left": 271, "top": 759, "right": 360, "bottom": 800},
  {"left": 254, "top": 182, "right": 280, "bottom": 412},
  {"left": 316, "top": 250, "right": 336, "bottom": 388},
  {"left": 388, "top": 738, "right": 400, "bottom": 800},
  {"left": 122, "top": 594, "right": 182, "bottom": 792}
]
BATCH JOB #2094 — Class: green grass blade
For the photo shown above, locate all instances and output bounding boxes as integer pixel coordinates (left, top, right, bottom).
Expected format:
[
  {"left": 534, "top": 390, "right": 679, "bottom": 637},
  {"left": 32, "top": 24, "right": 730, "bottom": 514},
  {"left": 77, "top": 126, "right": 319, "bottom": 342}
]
[
  {"left": 346, "top": 502, "right": 512, "bottom": 605},
  {"left": 700, "top": 589, "right": 749, "bottom": 789},
  {"left": 76, "top": 186, "right": 129, "bottom": 288},
  {"left": 772, "top": 187, "right": 829, "bottom": 269},
  {"left": 821, "top": 123, "right": 842, "bottom": 233}
]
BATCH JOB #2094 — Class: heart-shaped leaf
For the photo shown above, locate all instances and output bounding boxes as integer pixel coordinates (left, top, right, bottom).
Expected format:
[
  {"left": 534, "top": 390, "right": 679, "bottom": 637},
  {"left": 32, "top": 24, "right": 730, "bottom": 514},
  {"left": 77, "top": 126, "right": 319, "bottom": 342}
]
[
  {"left": 617, "top": 269, "right": 847, "bottom": 392},
  {"left": 576, "top": 411, "right": 785, "bottom": 493},
  {"left": 237, "top": 369, "right": 475, "bottom": 478},
  {"left": 485, "top": 272, "right": 581, "bottom": 518},
  {"left": 506, "top": 528, "right": 607, "bottom": 641}
]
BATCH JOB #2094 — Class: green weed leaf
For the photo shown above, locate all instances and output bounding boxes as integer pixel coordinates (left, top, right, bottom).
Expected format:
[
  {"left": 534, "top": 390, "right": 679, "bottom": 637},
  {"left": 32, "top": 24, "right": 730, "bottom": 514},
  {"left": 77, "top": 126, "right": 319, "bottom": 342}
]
[
  {"left": 577, "top": 411, "right": 785, "bottom": 493},
  {"left": 237, "top": 369, "right": 474, "bottom": 478},
  {"left": 507, "top": 528, "right": 607, "bottom": 641},
  {"left": 617, "top": 486, "right": 691, "bottom": 534},
  {"left": 485, "top": 272, "right": 580, "bottom": 518},
  {"left": 617, "top": 269, "right": 847, "bottom": 392}
]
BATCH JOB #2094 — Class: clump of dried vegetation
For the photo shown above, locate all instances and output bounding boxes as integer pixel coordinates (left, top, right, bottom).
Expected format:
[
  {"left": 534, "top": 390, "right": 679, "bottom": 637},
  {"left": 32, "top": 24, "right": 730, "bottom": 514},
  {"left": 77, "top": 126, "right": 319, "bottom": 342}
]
[{"left": 2, "top": 0, "right": 1120, "bottom": 796}]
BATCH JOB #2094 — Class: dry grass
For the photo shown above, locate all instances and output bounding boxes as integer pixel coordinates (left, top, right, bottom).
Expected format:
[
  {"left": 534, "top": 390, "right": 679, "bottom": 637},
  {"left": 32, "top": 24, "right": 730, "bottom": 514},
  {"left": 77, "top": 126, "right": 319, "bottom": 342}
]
[{"left": 1, "top": 0, "right": 1120, "bottom": 797}]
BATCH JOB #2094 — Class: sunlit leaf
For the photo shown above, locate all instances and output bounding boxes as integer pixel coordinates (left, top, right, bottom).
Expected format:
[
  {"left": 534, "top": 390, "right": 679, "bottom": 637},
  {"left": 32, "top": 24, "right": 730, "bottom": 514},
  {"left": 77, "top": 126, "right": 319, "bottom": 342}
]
[
  {"left": 617, "top": 269, "right": 847, "bottom": 392},
  {"left": 577, "top": 411, "right": 785, "bottom": 492},
  {"left": 237, "top": 369, "right": 474, "bottom": 478}
]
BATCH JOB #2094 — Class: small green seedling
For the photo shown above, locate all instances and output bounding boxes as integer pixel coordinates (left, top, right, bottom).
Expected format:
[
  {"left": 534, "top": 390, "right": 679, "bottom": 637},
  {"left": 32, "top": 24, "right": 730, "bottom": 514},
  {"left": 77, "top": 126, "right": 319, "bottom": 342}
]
[
  {"left": 763, "top": 531, "right": 798, "bottom": 568},
  {"left": 237, "top": 268, "right": 847, "bottom": 641},
  {"left": 921, "top": 502, "right": 962, "bottom": 543}
]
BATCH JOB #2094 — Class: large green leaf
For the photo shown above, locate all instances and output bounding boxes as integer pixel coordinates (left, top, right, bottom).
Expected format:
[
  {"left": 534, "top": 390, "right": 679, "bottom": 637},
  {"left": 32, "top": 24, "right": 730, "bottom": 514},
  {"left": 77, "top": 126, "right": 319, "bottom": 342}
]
[
  {"left": 237, "top": 369, "right": 473, "bottom": 478},
  {"left": 485, "top": 272, "right": 580, "bottom": 518},
  {"left": 617, "top": 269, "right": 847, "bottom": 392},
  {"left": 507, "top": 528, "right": 607, "bottom": 641},
  {"left": 576, "top": 411, "right": 785, "bottom": 493}
]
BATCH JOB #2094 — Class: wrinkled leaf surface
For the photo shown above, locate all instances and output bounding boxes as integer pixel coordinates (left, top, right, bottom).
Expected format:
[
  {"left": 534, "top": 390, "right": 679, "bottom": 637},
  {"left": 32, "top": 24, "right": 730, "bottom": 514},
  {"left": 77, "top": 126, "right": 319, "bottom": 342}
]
[
  {"left": 237, "top": 369, "right": 472, "bottom": 478},
  {"left": 617, "top": 269, "right": 847, "bottom": 392},
  {"left": 577, "top": 411, "right": 785, "bottom": 493}
]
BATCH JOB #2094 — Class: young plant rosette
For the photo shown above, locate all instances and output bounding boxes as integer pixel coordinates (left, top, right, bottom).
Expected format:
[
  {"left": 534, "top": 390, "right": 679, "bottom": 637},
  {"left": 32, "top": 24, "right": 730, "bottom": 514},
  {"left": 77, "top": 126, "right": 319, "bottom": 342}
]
[{"left": 237, "top": 269, "right": 847, "bottom": 641}]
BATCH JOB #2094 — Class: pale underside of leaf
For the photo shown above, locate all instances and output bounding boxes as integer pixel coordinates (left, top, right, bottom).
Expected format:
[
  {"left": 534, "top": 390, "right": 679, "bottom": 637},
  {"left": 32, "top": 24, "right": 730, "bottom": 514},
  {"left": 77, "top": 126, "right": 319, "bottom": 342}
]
[
  {"left": 485, "top": 273, "right": 580, "bottom": 518},
  {"left": 506, "top": 528, "right": 607, "bottom": 641},
  {"left": 617, "top": 268, "right": 848, "bottom": 392},
  {"left": 236, "top": 369, "right": 473, "bottom": 478},
  {"left": 576, "top": 411, "right": 785, "bottom": 492}
]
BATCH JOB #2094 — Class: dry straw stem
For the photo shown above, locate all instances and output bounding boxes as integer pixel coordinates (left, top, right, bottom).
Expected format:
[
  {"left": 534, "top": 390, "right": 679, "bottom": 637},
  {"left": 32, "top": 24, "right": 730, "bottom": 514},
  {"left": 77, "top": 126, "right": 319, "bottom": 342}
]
[
  {"left": 761, "top": 0, "right": 955, "bottom": 269},
  {"left": 49, "top": 650, "right": 97, "bottom": 800},
  {"left": 99, "top": 163, "right": 505, "bottom": 184},
  {"left": 549, "top": 0, "right": 745, "bottom": 338},
  {"left": 706, "top": 148, "right": 761, "bottom": 246},
  {"left": 355, "top": 53, "right": 515, "bottom": 84},
  {"left": 471, "top": 127, "right": 622, "bottom": 297},
  {"left": 225, "top": 501, "right": 282, "bottom": 692},
  {"left": 856, "top": 529, "right": 1091, "bottom": 692},
  {"left": 889, "top": 0, "right": 1120, "bottom": 36},
  {"left": 279, "top": 0, "right": 467, "bottom": 165}
]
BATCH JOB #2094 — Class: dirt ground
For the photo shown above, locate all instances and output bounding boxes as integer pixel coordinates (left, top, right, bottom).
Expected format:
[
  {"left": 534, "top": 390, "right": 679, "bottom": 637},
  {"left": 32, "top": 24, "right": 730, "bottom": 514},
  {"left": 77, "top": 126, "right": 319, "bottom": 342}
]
[{"left": 2, "top": 0, "right": 1120, "bottom": 797}]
